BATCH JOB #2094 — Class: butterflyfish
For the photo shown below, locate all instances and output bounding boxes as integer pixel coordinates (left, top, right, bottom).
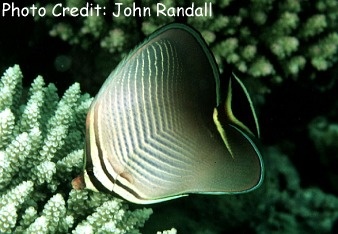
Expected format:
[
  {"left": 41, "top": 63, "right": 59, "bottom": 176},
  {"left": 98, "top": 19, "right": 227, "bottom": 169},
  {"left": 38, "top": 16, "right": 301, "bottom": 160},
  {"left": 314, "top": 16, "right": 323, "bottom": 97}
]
[{"left": 73, "top": 23, "right": 264, "bottom": 204}]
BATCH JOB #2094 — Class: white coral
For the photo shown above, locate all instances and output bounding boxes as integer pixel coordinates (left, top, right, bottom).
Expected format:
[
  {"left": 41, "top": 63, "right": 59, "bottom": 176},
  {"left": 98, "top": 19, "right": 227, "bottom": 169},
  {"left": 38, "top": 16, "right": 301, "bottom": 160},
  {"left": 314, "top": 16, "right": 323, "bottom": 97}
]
[{"left": 0, "top": 65, "right": 152, "bottom": 233}]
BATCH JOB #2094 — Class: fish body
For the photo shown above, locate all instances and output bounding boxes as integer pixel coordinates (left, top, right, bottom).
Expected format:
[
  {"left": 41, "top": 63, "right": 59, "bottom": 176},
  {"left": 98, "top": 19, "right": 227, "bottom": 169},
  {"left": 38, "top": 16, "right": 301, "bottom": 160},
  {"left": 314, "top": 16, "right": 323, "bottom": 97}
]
[{"left": 79, "top": 23, "right": 264, "bottom": 204}]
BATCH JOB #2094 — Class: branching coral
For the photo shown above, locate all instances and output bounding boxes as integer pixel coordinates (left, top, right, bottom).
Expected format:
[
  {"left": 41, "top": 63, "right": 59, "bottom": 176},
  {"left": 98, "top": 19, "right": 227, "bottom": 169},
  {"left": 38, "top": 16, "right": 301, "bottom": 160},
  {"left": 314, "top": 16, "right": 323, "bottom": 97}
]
[
  {"left": 0, "top": 65, "right": 152, "bottom": 233},
  {"left": 188, "top": 0, "right": 338, "bottom": 84},
  {"left": 34, "top": 0, "right": 338, "bottom": 87}
]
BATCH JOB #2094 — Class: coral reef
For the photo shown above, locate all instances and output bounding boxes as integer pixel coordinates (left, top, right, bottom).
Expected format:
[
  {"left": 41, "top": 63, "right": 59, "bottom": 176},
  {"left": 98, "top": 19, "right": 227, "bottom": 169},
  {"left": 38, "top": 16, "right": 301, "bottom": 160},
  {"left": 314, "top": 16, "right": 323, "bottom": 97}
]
[
  {"left": 34, "top": 0, "right": 338, "bottom": 87},
  {"left": 309, "top": 116, "right": 338, "bottom": 192},
  {"left": 0, "top": 65, "right": 152, "bottom": 233},
  {"left": 255, "top": 147, "right": 338, "bottom": 233}
]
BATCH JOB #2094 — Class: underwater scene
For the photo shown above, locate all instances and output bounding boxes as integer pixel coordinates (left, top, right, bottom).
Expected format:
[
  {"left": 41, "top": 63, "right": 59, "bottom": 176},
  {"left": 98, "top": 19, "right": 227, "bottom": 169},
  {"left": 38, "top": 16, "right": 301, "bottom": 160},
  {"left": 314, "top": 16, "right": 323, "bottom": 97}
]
[{"left": 0, "top": 0, "right": 338, "bottom": 233}]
